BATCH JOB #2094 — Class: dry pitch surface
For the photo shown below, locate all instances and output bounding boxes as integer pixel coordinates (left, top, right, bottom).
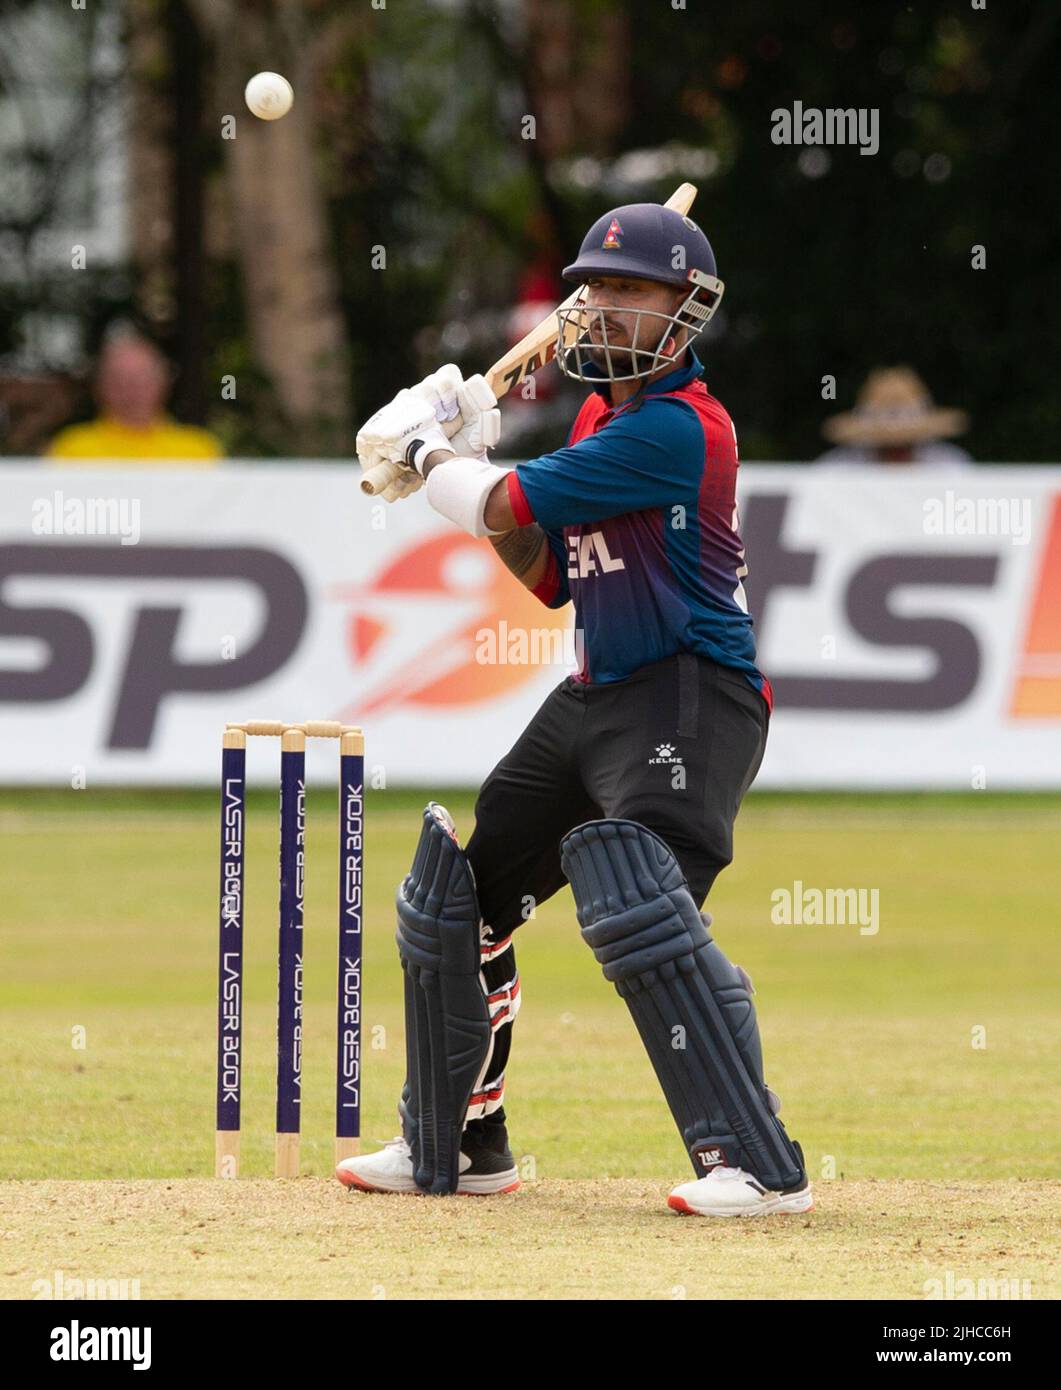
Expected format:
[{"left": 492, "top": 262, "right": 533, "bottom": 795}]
[{"left": 2, "top": 1178, "right": 1058, "bottom": 1301}]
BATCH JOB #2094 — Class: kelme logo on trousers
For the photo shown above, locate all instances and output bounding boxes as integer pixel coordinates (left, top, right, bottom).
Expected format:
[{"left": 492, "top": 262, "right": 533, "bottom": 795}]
[{"left": 649, "top": 743, "right": 682, "bottom": 765}]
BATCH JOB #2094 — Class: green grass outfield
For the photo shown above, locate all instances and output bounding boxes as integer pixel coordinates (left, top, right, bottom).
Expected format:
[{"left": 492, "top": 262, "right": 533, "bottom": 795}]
[{"left": 1, "top": 789, "right": 1059, "bottom": 1299}]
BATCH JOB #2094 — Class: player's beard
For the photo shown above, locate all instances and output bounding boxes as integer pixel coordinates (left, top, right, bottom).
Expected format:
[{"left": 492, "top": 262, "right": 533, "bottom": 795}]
[{"left": 584, "top": 310, "right": 675, "bottom": 377}]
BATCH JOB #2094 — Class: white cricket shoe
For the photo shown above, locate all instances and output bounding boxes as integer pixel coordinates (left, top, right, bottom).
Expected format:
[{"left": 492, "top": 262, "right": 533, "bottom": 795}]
[
  {"left": 668, "top": 1165, "right": 814, "bottom": 1218},
  {"left": 336, "top": 1136, "right": 520, "bottom": 1196}
]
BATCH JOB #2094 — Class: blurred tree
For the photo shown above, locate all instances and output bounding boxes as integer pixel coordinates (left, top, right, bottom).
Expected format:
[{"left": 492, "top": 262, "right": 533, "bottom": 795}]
[
  {"left": 313, "top": 0, "right": 640, "bottom": 454},
  {"left": 188, "top": 0, "right": 352, "bottom": 454},
  {"left": 127, "top": 0, "right": 210, "bottom": 425},
  {"left": 167, "top": 0, "right": 208, "bottom": 424}
]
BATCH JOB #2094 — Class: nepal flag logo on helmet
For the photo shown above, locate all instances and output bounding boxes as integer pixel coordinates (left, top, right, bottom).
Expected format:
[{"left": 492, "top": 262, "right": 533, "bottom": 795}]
[{"left": 601, "top": 217, "right": 623, "bottom": 250}]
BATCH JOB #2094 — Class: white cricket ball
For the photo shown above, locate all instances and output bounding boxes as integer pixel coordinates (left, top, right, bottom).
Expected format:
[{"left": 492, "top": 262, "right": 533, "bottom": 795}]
[{"left": 244, "top": 71, "right": 293, "bottom": 121}]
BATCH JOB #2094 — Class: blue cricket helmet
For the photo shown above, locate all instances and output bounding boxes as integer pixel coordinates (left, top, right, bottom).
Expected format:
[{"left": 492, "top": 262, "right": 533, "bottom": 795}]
[{"left": 562, "top": 202, "right": 720, "bottom": 290}]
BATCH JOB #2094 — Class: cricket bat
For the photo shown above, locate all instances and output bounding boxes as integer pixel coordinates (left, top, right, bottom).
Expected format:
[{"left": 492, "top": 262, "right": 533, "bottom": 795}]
[{"left": 360, "top": 182, "right": 698, "bottom": 496}]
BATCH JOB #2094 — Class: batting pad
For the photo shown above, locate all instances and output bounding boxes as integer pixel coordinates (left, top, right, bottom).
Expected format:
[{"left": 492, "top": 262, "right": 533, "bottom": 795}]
[
  {"left": 560, "top": 819, "right": 806, "bottom": 1191},
  {"left": 397, "top": 804, "right": 492, "bottom": 1194}
]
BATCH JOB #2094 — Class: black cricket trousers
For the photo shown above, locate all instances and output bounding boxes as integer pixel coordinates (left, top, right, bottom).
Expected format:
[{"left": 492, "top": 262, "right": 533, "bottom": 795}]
[
  {"left": 467, "top": 650, "right": 769, "bottom": 936},
  {"left": 461, "top": 650, "right": 769, "bottom": 1134}
]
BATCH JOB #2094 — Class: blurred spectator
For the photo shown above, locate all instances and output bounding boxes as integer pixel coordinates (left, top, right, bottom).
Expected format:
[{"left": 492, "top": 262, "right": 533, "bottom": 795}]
[
  {"left": 46, "top": 330, "right": 222, "bottom": 463},
  {"left": 818, "top": 367, "right": 972, "bottom": 468}
]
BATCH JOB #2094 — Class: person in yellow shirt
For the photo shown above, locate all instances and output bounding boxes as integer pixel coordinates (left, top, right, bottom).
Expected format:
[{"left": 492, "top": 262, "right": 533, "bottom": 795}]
[{"left": 47, "top": 331, "right": 223, "bottom": 464}]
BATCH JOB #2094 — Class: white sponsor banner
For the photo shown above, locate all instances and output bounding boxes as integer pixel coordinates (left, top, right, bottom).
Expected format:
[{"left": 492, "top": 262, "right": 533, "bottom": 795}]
[
  {"left": 1, "top": 463, "right": 1059, "bottom": 787},
  {"left": 740, "top": 465, "right": 1058, "bottom": 786}
]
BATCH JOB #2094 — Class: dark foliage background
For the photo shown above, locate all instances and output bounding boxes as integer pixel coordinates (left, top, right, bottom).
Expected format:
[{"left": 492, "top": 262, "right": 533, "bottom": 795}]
[{"left": 0, "top": 0, "right": 1056, "bottom": 459}]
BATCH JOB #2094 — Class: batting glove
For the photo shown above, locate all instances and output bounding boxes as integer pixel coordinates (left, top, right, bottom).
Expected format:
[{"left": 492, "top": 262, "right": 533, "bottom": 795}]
[
  {"left": 359, "top": 439, "right": 423, "bottom": 503},
  {"left": 409, "top": 363, "right": 464, "bottom": 429},
  {"left": 410, "top": 366, "right": 501, "bottom": 459},
  {"left": 356, "top": 389, "right": 455, "bottom": 476},
  {"left": 448, "top": 375, "right": 501, "bottom": 459}
]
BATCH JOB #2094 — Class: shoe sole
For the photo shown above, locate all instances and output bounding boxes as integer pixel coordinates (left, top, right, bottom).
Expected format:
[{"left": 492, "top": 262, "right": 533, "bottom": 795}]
[
  {"left": 668, "top": 1192, "right": 814, "bottom": 1218},
  {"left": 336, "top": 1166, "right": 520, "bottom": 1197}
]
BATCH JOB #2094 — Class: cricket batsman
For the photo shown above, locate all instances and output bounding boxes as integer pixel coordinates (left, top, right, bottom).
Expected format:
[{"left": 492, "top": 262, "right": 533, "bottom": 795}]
[{"left": 338, "top": 201, "right": 813, "bottom": 1217}]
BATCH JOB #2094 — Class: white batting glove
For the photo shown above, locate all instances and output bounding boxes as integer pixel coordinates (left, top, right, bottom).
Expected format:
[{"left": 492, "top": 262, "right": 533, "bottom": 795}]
[
  {"left": 356, "top": 389, "right": 454, "bottom": 476},
  {"left": 448, "top": 374, "right": 501, "bottom": 459},
  {"left": 358, "top": 374, "right": 455, "bottom": 500},
  {"left": 356, "top": 388, "right": 433, "bottom": 461},
  {"left": 409, "top": 365, "right": 501, "bottom": 459},
  {"left": 361, "top": 444, "right": 423, "bottom": 503},
  {"left": 409, "top": 363, "right": 464, "bottom": 429},
  {"left": 378, "top": 468, "right": 423, "bottom": 503}
]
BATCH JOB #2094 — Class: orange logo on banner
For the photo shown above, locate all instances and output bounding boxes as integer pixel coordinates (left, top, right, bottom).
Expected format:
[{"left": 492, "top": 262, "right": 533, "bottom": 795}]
[
  {"left": 1011, "top": 493, "right": 1061, "bottom": 717},
  {"left": 332, "top": 531, "right": 572, "bottom": 719}
]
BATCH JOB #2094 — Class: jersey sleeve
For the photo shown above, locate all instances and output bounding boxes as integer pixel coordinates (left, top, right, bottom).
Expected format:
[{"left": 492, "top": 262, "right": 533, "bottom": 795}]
[{"left": 513, "top": 396, "right": 705, "bottom": 530}]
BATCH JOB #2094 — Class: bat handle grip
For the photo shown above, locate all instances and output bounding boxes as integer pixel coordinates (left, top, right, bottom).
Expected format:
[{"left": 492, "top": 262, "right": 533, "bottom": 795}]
[{"left": 360, "top": 460, "right": 401, "bottom": 495}]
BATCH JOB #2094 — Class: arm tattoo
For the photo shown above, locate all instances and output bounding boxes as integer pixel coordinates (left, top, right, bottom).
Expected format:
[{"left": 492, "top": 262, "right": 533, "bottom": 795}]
[{"left": 489, "top": 524, "right": 548, "bottom": 580}]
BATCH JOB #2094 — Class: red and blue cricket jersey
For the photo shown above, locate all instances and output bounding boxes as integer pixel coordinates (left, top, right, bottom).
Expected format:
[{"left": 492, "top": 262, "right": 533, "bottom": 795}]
[{"left": 505, "top": 352, "right": 771, "bottom": 705}]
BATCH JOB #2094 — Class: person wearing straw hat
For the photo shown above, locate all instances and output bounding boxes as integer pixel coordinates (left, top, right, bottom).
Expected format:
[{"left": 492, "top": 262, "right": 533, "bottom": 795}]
[{"left": 818, "top": 366, "right": 972, "bottom": 467}]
